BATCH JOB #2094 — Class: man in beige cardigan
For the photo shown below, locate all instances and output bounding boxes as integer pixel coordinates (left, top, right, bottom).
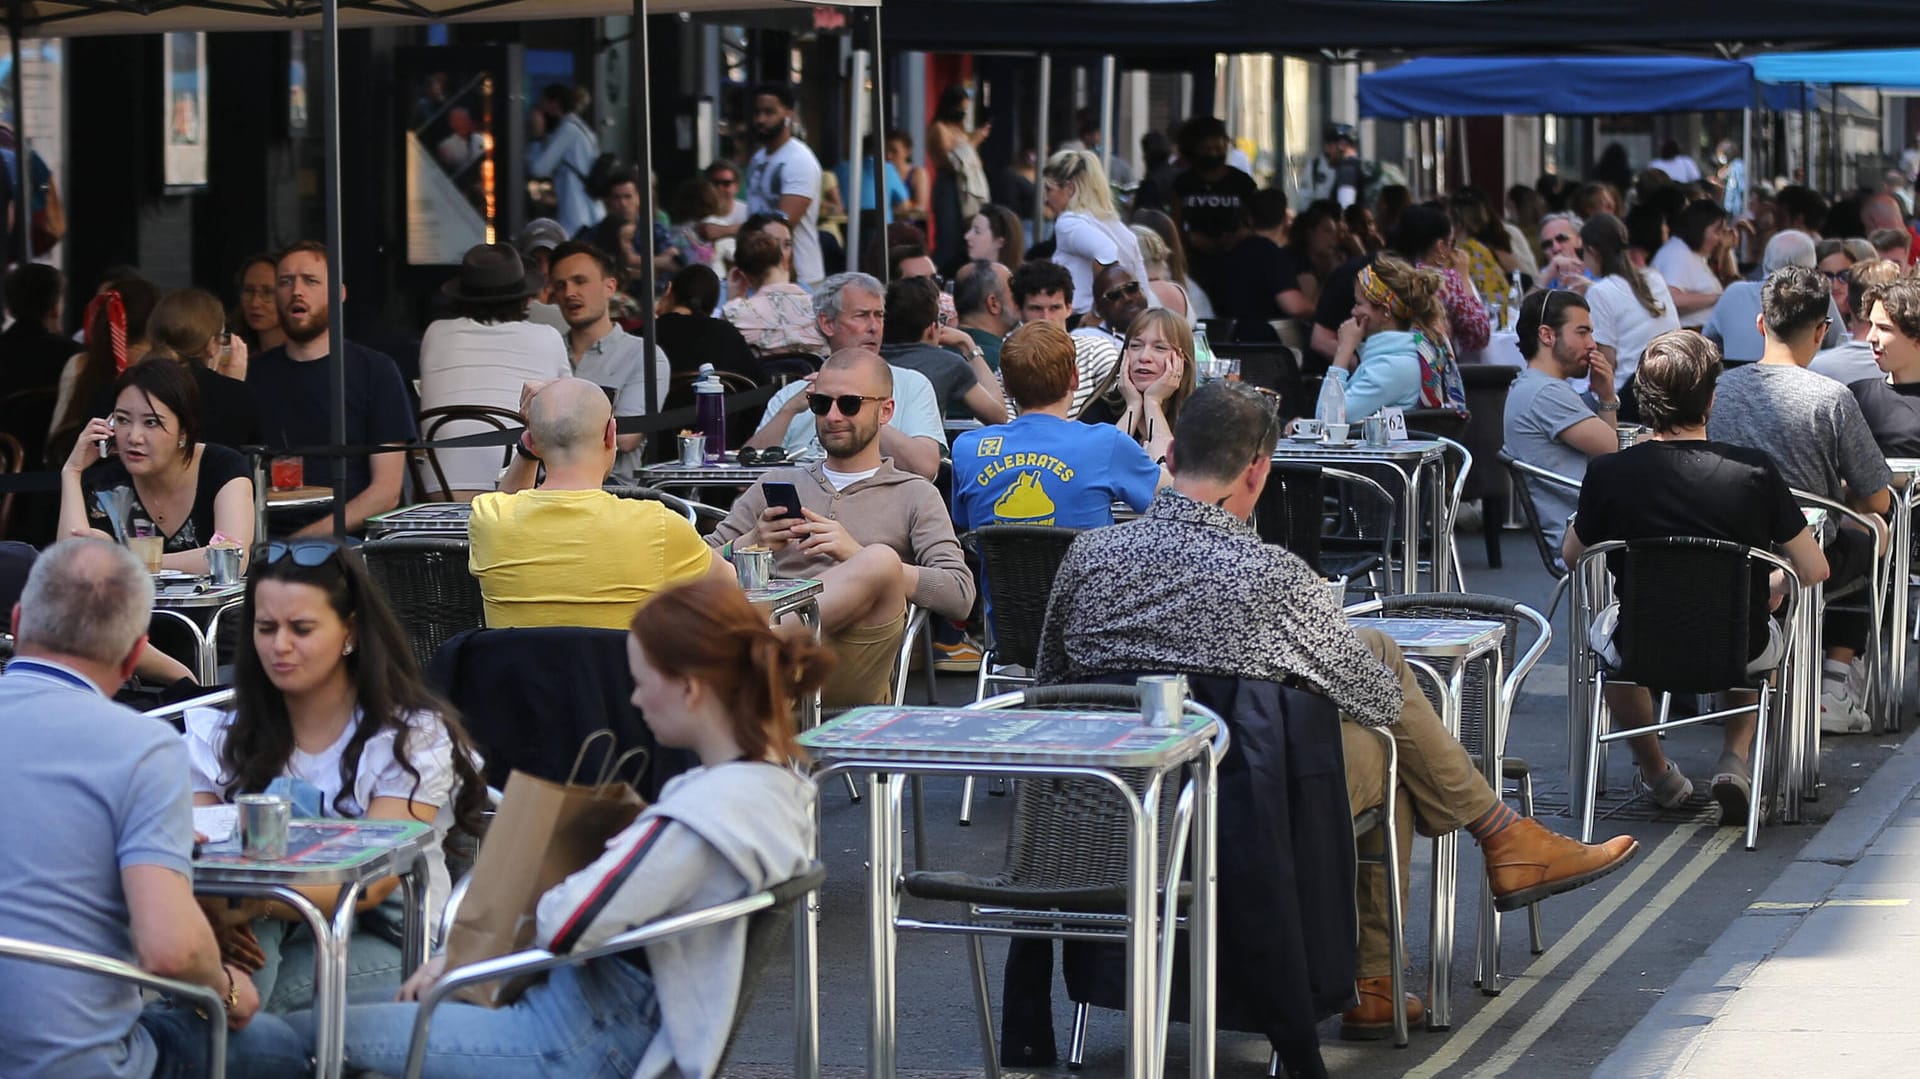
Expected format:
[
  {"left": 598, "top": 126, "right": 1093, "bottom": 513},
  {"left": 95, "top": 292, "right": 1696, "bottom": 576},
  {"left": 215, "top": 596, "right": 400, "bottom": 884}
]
[{"left": 709, "top": 348, "right": 975, "bottom": 706}]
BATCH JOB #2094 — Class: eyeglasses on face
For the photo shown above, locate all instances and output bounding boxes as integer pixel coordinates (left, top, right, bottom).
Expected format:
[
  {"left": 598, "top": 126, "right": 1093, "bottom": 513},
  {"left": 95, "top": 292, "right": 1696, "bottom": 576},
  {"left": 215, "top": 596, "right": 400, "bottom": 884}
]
[
  {"left": 256, "top": 539, "right": 344, "bottom": 568},
  {"left": 1100, "top": 280, "right": 1143, "bottom": 305},
  {"left": 805, "top": 393, "right": 887, "bottom": 417}
]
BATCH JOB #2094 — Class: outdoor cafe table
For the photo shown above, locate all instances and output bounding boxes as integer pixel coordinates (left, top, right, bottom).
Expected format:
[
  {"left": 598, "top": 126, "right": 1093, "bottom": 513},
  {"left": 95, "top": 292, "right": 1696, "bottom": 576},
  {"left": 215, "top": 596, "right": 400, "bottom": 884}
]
[
  {"left": 152, "top": 577, "right": 246, "bottom": 684},
  {"left": 1354, "top": 616, "right": 1503, "bottom": 1031},
  {"left": 364, "top": 501, "right": 473, "bottom": 541},
  {"left": 639, "top": 457, "right": 778, "bottom": 493},
  {"left": 798, "top": 704, "right": 1223, "bottom": 1079},
  {"left": 193, "top": 817, "right": 434, "bottom": 1079},
  {"left": 1272, "top": 438, "right": 1452, "bottom": 595}
]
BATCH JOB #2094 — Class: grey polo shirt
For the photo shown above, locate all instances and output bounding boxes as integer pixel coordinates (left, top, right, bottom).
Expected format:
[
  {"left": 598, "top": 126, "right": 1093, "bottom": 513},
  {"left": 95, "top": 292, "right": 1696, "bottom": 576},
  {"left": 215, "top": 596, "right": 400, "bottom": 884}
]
[{"left": 574, "top": 323, "right": 671, "bottom": 481}]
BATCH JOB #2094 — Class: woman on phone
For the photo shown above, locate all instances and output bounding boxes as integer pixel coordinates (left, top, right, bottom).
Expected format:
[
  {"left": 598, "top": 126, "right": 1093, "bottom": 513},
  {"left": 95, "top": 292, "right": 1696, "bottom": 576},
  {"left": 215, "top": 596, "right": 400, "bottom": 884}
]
[
  {"left": 58, "top": 356, "right": 254, "bottom": 574},
  {"left": 183, "top": 539, "right": 489, "bottom": 1011},
  {"left": 269, "top": 575, "right": 828, "bottom": 1078}
]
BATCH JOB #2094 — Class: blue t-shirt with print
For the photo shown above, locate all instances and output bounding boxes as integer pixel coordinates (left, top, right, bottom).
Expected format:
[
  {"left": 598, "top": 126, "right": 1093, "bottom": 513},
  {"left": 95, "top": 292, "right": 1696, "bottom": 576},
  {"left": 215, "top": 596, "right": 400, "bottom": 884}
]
[{"left": 950, "top": 412, "right": 1161, "bottom": 531}]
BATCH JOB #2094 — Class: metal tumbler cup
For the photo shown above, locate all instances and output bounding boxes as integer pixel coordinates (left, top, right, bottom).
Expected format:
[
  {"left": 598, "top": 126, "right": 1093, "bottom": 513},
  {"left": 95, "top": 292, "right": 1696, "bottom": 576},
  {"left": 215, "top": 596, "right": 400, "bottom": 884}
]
[
  {"left": 1616, "top": 424, "right": 1639, "bottom": 450},
  {"left": 206, "top": 544, "right": 243, "bottom": 585},
  {"left": 734, "top": 546, "right": 774, "bottom": 592},
  {"left": 678, "top": 434, "right": 706, "bottom": 467},
  {"left": 238, "top": 794, "right": 291, "bottom": 861},
  {"left": 1364, "top": 415, "right": 1390, "bottom": 448},
  {"left": 1137, "top": 674, "right": 1188, "bottom": 727}
]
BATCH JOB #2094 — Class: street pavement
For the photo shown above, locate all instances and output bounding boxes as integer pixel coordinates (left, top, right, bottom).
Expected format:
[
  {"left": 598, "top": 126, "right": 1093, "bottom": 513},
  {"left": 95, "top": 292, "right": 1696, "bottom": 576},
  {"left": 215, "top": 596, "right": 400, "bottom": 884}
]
[{"left": 720, "top": 519, "right": 1919, "bottom": 1077}]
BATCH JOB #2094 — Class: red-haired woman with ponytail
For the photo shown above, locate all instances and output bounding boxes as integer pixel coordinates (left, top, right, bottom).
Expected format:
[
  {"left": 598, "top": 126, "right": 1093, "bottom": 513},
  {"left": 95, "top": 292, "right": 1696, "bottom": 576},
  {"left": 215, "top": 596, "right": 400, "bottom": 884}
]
[{"left": 288, "top": 575, "right": 834, "bottom": 1079}]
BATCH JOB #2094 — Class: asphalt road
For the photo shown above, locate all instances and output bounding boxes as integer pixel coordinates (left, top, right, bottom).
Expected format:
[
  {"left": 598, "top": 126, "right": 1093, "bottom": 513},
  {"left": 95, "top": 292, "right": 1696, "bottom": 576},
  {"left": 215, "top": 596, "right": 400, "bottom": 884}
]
[{"left": 719, "top": 518, "right": 1913, "bottom": 1078}]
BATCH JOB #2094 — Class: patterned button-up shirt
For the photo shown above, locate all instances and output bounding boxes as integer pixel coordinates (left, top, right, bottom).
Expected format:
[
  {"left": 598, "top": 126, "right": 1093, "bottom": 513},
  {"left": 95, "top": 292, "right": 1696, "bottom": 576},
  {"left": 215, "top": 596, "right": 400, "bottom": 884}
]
[{"left": 1035, "top": 488, "right": 1402, "bottom": 726}]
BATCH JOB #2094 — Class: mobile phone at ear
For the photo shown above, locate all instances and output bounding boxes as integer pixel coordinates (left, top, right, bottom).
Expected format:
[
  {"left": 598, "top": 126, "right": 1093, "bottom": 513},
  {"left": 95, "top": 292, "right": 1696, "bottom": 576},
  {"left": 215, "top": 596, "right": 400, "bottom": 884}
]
[{"left": 762, "top": 481, "right": 804, "bottom": 520}]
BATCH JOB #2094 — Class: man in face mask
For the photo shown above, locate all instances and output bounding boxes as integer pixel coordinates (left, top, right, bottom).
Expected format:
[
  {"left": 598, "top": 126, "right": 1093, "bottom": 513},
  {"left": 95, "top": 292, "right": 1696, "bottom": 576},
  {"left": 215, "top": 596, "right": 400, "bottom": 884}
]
[
  {"left": 1170, "top": 114, "right": 1257, "bottom": 302},
  {"left": 744, "top": 83, "right": 825, "bottom": 287}
]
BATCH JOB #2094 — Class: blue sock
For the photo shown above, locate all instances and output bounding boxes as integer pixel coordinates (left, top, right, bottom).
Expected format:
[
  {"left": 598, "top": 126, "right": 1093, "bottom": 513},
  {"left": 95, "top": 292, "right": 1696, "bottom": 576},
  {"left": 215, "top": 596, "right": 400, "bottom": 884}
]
[{"left": 1466, "top": 801, "right": 1521, "bottom": 843}]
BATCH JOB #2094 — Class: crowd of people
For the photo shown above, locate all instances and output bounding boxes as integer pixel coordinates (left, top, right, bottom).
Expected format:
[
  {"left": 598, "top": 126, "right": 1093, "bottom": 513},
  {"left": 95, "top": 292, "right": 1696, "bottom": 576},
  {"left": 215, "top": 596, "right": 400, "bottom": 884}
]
[{"left": 14, "top": 75, "right": 1920, "bottom": 1078}]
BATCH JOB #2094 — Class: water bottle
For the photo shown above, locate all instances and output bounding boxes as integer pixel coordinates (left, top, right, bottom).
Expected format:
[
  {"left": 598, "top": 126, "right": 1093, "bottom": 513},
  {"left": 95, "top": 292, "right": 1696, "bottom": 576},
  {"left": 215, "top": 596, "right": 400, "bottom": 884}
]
[
  {"left": 693, "top": 364, "right": 727, "bottom": 463},
  {"left": 1192, "top": 324, "right": 1216, "bottom": 382},
  {"left": 1316, "top": 370, "right": 1347, "bottom": 424}
]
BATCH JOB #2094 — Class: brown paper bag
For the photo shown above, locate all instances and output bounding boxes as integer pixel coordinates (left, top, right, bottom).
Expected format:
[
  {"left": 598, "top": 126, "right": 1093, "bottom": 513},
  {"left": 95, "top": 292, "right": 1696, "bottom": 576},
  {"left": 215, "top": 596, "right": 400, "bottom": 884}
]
[{"left": 442, "top": 733, "right": 649, "bottom": 1006}]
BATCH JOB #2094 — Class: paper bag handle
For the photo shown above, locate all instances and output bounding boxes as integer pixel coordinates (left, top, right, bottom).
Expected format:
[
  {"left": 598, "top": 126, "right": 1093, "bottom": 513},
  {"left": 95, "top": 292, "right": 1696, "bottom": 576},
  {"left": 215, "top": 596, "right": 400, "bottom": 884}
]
[
  {"left": 567, "top": 730, "right": 620, "bottom": 787},
  {"left": 597, "top": 747, "right": 652, "bottom": 796}
]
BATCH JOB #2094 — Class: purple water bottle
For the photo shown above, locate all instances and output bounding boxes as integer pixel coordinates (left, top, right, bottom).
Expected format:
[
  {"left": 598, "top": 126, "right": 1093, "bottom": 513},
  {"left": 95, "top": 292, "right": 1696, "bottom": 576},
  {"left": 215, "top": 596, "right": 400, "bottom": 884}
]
[{"left": 693, "top": 364, "right": 727, "bottom": 462}]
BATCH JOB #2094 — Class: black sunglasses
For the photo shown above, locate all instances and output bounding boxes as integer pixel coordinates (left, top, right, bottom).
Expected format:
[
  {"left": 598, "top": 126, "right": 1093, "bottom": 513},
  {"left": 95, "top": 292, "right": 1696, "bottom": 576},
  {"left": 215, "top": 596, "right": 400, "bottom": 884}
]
[
  {"left": 256, "top": 540, "right": 345, "bottom": 568},
  {"left": 1100, "top": 280, "right": 1143, "bottom": 305},
  {"left": 806, "top": 393, "right": 887, "bottom": 417},
  {"left": 736, "top": 446, "right": 789, "bottom": 465}
]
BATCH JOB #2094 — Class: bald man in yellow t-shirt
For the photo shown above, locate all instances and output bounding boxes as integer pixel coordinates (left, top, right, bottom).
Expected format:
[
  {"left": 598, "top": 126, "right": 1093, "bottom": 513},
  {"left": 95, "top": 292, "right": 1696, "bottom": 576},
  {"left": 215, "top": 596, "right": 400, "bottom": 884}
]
[{"left": 470, "top": 378, "right": 732, "bottom": 629}]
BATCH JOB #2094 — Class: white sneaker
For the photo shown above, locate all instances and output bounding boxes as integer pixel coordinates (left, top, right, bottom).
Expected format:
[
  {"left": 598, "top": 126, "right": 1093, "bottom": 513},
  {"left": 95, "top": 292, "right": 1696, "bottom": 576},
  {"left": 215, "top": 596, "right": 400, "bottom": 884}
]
[{"left": 1820, "top": 677, "right": 1871, "bottom": 735}]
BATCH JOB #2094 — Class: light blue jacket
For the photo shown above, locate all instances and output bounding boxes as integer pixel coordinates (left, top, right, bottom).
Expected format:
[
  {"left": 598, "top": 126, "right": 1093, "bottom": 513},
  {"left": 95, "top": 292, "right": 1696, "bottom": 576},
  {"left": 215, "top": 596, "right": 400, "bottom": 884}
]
[{"left": 1328, "top": 329, "right": 1424, "bottom": 419}]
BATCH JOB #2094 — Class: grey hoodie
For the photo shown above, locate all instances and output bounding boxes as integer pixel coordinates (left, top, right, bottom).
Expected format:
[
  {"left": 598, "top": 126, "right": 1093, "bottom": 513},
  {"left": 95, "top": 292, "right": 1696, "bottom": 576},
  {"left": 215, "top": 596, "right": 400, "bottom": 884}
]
[{"left": 534, "top": 761, "right": 816, "bottom": 1079}]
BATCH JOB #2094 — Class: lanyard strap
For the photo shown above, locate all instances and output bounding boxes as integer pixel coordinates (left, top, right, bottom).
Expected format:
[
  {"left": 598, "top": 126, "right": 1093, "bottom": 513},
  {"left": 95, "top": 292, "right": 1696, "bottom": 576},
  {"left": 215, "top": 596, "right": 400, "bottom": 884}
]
[{"left": 4, "top": 658, "right": 101, "bottom": 696}]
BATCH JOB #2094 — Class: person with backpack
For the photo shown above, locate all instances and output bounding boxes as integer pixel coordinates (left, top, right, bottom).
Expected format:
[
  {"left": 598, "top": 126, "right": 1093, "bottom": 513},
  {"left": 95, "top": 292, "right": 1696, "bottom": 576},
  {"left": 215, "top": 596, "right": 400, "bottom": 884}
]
[{"left": 528, "top": 85, "right": 606, "bottom": 238}]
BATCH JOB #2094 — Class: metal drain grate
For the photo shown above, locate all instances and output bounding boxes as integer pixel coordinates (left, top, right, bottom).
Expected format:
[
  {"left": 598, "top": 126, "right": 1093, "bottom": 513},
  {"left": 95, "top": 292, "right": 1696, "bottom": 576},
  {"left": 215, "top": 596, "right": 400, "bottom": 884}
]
[{"left": 1529, "top": 787, "right": 1724, "bottom": 824}]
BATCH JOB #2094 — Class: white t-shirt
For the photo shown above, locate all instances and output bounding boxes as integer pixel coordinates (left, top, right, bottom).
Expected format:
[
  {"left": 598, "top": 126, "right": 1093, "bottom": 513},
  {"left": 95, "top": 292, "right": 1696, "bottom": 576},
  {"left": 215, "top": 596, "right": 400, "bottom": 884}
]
[
  {"left": 182, "top": 706, "right": 467, "bottom": 930},
  {"left": 822, "top": 465, "right": 880, "bottom": 489},
  {"left": 418, "top": 318, "right": 571, "bottom": 493},
  {"left": 1649, "top": 237, "right": 1723, "bottom": 329},
  {"left": 1584, "top": 269, "right": 1681, "bottom": 392},
  {"left": 1648, "top": 155, "right": 1703, "bottom": 183},
  {"left": 759, "top": 364, "right": 944, "bottom": 458},
  {"left": 1051, "top": 212, "right": 1154, "bottom": 315},
  {"left": 748, "top": 137, "right": 824, "bottom": 286}
]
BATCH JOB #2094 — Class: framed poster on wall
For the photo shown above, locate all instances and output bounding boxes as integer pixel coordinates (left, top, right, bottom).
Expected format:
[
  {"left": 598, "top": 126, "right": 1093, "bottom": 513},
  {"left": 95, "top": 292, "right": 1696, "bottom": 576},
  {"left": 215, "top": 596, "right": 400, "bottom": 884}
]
[{"left": 163, "top": 32, "right": 208, "bottom": 188}]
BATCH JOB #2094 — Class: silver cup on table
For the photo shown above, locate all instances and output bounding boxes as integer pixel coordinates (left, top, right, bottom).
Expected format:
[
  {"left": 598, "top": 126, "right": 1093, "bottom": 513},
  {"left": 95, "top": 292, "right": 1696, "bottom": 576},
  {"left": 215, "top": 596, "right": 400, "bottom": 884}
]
[
  {"left": 1363, "top": 415, "right": 1391, "bottom": 447},
  {"left": 206, "top": 544, "right": 243, "bottom": 586},
  {"left": 238, "top": 793, "right": 291, "bottom": 861},
  {"left": 734, "top": 546, "right": 774, "bottom": 592},
  {"left": 677, "top": 433, "right": 706, "bottom": 467},
  {"left": 1137, "top": 674, "right": 1189, "bottom": 727}
]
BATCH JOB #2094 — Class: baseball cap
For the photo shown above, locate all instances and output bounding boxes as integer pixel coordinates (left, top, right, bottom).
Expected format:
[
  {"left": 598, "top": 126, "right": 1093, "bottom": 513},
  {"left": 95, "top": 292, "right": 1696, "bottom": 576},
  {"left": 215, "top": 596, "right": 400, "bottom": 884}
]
[
  {"left": 515, "top": 218, "right": 569, "bottom": 258},
  {"left": 1324, "top": 122, "right": 1359, "bottom": 146}
]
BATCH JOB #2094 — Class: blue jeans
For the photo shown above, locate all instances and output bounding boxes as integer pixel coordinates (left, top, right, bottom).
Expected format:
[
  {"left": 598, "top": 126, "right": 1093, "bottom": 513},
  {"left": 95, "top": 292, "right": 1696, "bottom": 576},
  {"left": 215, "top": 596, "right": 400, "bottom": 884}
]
[
  {"left": 284, "top": 958, "right": 659, "bottom": 1079},
  {"left": 138, "top": 998, "right": 312, "bottom": 1079},
  {"left": 250, "top": 912, "right": 404, "bottom": 1013}
]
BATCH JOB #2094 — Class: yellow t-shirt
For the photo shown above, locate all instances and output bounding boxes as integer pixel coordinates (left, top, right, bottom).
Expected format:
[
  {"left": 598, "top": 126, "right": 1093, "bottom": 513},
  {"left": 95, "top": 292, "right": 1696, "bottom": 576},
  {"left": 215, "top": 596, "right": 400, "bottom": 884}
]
[{"left": 468, "top": 488, "right": 714, "bottom": 630}]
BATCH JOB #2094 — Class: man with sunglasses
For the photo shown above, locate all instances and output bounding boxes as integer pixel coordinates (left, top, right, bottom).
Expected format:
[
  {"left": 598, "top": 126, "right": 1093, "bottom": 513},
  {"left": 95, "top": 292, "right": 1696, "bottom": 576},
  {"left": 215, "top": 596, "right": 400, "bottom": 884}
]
[
  {"left": 1033, "top": 382, "right": 1637, "bottom": 1045},
  {"left": 472, "top": 378, "right": 728, "bottom": 630},
  {"left": 1708, "top": 266, "right": 1892, "bottom": 735},
  {"left": 744, "top": 273, "right": 945, "bottom": 479},
  {"left": 694, "top": 160, "right": 749, "bottom": 243},
  {"left": 710, "top": 350, "right": 974, "bottom": 708},
  {"left": 1084, "top": 264, "right": 1150, "bottom": 347},
  {"left": 1538, "top": 212, "right": 1591, "bottom": 293}
]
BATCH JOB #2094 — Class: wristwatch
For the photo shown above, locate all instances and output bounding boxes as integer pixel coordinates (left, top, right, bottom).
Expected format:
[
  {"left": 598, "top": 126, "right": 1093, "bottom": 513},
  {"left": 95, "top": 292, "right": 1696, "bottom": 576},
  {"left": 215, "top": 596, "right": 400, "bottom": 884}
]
[
  {"left": 1595, "top": 399, "right": 1621, "bottom": 413},
  {"left": 965, "top": 345, "right": 985, "bottom": 362}
]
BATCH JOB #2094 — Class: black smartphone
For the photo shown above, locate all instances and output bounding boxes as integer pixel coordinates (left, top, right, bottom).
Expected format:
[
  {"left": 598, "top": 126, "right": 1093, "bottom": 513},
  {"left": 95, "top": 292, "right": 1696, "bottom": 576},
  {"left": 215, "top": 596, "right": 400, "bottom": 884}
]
[{"left": 762, "top": 481, "right": 805, "bottom": 521}]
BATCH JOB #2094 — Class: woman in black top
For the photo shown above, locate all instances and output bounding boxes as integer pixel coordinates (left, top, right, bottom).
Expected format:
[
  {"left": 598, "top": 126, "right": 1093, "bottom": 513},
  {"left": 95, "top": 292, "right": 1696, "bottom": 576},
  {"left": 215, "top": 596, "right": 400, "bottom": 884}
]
[
  {"left": 58, "top": 357, "right": 254, "bottom": 573},
  {"left": 652, "top": 264, "right": 759, "bottom": 380}
]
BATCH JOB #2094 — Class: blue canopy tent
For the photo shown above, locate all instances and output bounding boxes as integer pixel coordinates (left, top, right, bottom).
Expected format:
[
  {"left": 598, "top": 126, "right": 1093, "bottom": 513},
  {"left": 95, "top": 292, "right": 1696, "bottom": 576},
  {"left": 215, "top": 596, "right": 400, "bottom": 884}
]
[
  {"left": 1357, "top": 56, "right": 1810, "bottom": 120},
  {"left": 1747, "top": 49, "right": 1920, "bottom": 90}
]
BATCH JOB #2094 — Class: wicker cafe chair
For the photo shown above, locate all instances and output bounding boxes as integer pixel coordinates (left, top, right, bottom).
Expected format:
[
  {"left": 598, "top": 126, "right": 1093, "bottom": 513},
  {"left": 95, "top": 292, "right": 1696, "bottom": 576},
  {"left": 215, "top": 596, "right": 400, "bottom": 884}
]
[
  {"left": 359, "top": 534, "right": 486, "bottom": 671},
  {"left": 956, "top": 525, "right": 1083, "bottom": 825},
  {"left": 412, "top": 404, "right": 525, "bottom": 502},
  {"left": 899, "top": 683, "right": 1215, "bottom": 1073},
  {"left": 1345, "top": 592, "right": 1555, "bottom": 994},
  {"left": 601, "top": 483, "right": 700, "bottom": 525},
  {"left": 409, "top": 863, "right": 826, "bottom": 1079},
  {"left": 1572, "top": 538, "right": 1800, "bottom": 852}
]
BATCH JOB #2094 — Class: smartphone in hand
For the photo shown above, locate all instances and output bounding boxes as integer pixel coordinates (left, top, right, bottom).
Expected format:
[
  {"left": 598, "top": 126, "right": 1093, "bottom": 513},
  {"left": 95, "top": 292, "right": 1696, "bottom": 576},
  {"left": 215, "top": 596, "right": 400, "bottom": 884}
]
[{"left": 762, "top": 481, "right": 805, "bottom": 521}]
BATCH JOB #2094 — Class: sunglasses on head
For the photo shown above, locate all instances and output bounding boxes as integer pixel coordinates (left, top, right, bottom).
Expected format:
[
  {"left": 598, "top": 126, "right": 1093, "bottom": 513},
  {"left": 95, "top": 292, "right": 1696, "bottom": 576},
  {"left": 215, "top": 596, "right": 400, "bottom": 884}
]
[
  {"left": 805, "top": 393, "right": 887, "bottom": 417},
  {"left": 256, "top": 539, "right": 345, "bottom": 569},
  {"left": 1100, "top": 280, "right": 1142, "bottom": 305}
]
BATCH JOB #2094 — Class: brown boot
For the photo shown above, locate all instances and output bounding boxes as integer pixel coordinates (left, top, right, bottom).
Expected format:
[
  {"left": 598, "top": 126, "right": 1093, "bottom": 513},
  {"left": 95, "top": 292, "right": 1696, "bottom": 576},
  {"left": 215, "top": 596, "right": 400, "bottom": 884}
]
[
  {"left": 1339, "top": 975, "right": 1424, "bottom": 1041},
  {"left": 1482, "top": 817, "right": 1638, "bottom": 912}
]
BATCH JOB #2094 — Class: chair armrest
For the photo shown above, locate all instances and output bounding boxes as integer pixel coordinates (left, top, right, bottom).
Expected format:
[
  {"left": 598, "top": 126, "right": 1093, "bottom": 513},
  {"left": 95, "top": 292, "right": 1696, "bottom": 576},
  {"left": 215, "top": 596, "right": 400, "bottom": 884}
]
[
  {"left": 403, "top": 885, "right": 797, "bottom": 1079},
  {"left": 141, "top": 687, "right": 237, "bottom": 725},
  {"left": 0, "top": 935, "right": 228, "bottom": 1079}
]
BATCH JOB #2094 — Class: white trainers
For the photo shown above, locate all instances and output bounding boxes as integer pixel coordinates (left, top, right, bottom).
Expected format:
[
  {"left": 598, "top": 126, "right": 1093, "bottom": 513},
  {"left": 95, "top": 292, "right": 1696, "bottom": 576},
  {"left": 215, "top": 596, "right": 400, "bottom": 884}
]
[
  {"left": 1820, "top": 666, "right": 1871, "bottom": 735},
  {"left": 1633, "top": 760, "right": 1694, "bottom": 809}
]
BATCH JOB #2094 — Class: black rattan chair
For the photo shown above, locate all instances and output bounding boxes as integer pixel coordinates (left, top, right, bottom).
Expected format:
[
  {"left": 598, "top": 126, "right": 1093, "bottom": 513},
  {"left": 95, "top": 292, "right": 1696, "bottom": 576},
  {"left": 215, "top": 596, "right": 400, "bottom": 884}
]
[
  {"left": 1345, "top": 592, "right": 1554, "bottom": 994},
  {"left": 360, "top": 534, "right": 486, "bottom": 671},
  {"left": 1461, "top": 366, "right": 1520, "bottom": 568},
  {"left": 601, "top": 483, "right": 700, "bottom": 525},
  {"left": 1257, "top": 463, "right": 1395, "bottom": 595},
  {"left": 956, "top": 525, "right": 1082, "bottom": 825},
  {"left": 1571, "top": 538, "right": 1800, "bottom": 851}
]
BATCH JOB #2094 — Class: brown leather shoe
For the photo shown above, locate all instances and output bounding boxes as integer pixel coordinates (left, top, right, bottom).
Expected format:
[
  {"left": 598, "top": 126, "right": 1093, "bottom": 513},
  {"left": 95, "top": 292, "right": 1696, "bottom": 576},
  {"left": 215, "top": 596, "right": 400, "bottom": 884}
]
[
  {"left": 1338, "top": 975, "right": 1424, "bottom": 1041},
  {"left": 1482, "top": 817, "right": 1638, "bottom": 912}
]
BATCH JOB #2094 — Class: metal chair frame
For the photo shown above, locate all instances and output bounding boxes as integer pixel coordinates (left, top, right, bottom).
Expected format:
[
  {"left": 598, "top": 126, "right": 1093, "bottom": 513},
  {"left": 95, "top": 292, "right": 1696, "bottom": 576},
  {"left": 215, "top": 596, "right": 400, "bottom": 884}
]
[
  {"left": 412, "top": 404, "right": 525, "bottom": 502},
  {"left": 1500, "top": 453, "right": 1581, "bottom": 619},
  {"left": 1571, "top": 539, "right": 1801, "bottom": 851},
  {"left": 0, "top": 935, "right": 229, "bottom": 1079},
  {"left": 1345, "top": 594, "right": 1555, "bottom": 995},
  {"left": 892, "top": 684, "right": 1228, "bottom": 1077},
  {"left": 403, "top": 864, "right": 826, "bottom": 1079},
  {"left": 1790, "top": 488, "right": 1892, "bottom": 742}
]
